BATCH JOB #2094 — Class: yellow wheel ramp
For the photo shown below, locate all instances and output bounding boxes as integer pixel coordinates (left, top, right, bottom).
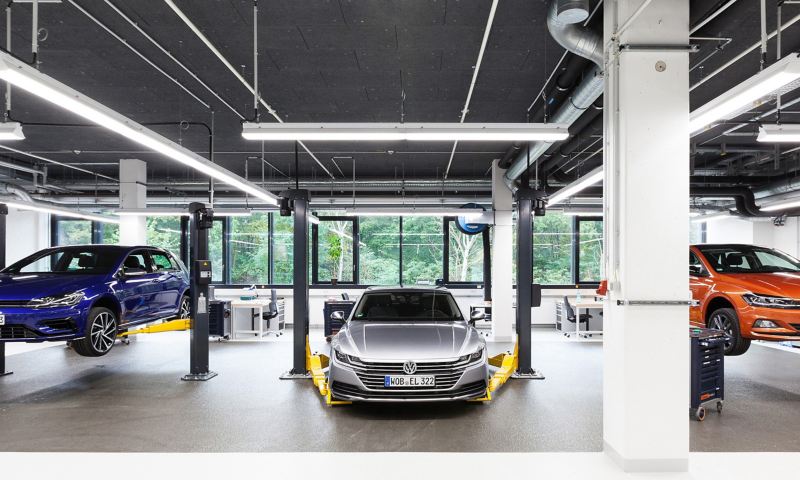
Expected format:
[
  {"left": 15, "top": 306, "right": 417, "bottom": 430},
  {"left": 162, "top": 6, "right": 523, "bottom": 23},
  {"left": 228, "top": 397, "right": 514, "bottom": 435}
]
[
  {"left": 470, "top": 342, "right": 519, "bottom": 403},
  {"left": 117, "top": 318, "right": 192, "bottom": 337},
  {"left": 306, "top": 336, "right": 351, "bottom": 406}
]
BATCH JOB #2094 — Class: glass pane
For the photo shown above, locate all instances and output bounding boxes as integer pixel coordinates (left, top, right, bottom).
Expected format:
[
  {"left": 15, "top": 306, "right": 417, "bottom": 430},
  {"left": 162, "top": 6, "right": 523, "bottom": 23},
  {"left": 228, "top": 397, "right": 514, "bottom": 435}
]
[
  {"left": 230, "top": 213, "right": 269, "bottom": 284},
  {"left": 316, "top": 220, "right": 354, "bottom": 283},
  {"left": 360, "top": 216, "right": 400, "bottom": 285},
  {"left": 272, "top": 213, "right": 294, "bottom": 284},
  {"left": 402, "top": 217, "right": 443, "bottom": 285},
  {"left": 448, "top": 222, "right": 483, "bottom": 282},
  {"left": 102, "top": 223, "right": 119, "bottom": 244},
  {"left": 690, "top": 220, "right": 705, "bottom": 244},
  {"left": 209, "top": 220, "right": 224, "bottom": 282},
  {"left": 55, "top": 219, "right": 92, "bottom": 246},
  {"left": 146, "top": 217, "right": 182, "bottom": 256},
  {"left": 578, "top": 219, "right": 603, "bottom": 283},
  {"left": 533, "top": 212, "right": 572, "bottom": 284}
]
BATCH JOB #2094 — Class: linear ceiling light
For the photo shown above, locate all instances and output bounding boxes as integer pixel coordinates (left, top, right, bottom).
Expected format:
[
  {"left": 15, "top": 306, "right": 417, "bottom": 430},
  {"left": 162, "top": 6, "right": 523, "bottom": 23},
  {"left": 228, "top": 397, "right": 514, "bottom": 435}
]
[
  {"left": 3, "top": 199, "right": 119, "bottom": 224},
  {"left": 242, "top": 122, "right": 570, "bottom": 142},
  {"left": 757, "top": 123, "right": 800, "bottom": 143},
  {"left": 0, "top": 122, "right": 25, "bottom": 141},
  {"left": 0, "top": 52, "right": 278, "bottom": 206},
  {"left": 561, "top": 210, "right": 604, "bottom": 217},
  {"left": 115, "top": 208, "right": 253, "bottom": 217},
  {"left": 547, "top": 167, "right": 604, "bottom": 206},
  {"left": 690, "top": 53, "right": 800, "bottom": 135},
  {"left": 691, "top": 212, "right": 732, "bottom": 223},
  {"left": 344, "top": 208, "right": 485, "bottom": 219}
]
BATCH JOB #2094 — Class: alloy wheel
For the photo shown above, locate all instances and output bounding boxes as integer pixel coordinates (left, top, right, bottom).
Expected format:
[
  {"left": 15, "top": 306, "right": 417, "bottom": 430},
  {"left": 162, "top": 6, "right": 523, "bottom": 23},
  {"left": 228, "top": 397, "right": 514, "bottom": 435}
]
[
  {"left": 710, "top": 313, "right": 734, "bottom": 350},
  {"left": 90, "top": 312, "right": 117, "bottom": 353},
  {"left": 179, "top": 296, "right": 191, "bottom": 319}
]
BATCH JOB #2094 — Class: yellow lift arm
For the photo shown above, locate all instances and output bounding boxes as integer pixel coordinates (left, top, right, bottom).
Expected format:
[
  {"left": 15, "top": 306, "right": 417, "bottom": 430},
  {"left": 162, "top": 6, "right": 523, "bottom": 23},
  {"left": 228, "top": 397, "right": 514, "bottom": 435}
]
[
  {"left": 306, "top": 336, "right": 352, "bottom": 406},
  {"left": 117, "top": 318, "right": 192, "bottom": 337}
]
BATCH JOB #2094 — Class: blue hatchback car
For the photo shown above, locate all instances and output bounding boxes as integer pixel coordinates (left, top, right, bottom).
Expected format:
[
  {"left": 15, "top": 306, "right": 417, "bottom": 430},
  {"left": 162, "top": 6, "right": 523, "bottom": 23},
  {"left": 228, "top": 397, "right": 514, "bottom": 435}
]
[{"left": 0, "top": 245, "right": 190, "bottom": 356}]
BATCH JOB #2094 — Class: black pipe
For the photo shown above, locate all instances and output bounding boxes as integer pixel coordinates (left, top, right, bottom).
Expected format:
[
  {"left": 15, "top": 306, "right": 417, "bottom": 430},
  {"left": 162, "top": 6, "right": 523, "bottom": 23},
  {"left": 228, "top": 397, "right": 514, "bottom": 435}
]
[
  {"left": 482, "top": 228, "right": 491, "bottom": 302},
  {"left": 530, "top": 54, "right": 590, "bottom": 123}
]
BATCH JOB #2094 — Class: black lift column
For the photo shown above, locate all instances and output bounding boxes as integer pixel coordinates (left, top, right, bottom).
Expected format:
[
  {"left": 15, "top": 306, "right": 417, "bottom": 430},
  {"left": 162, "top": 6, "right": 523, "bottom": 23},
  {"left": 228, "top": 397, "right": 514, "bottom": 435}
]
[
  {"left": 0, "top": 204, "right": 11, "bottom": 377},
  {"left": 182, "top": 202, "right": 217, "bottom": 381},
  {"left": 514, "top": 188, "right": 544, "bottom": 379},
  {"left": 280, "top": 189, "right": 311, "bottom": 379}
]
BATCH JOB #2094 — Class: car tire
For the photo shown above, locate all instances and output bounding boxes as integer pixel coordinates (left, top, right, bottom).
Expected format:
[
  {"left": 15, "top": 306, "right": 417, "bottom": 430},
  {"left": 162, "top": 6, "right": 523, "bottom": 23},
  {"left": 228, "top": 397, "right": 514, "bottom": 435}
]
[
  {"left": 708, "top": 307, "right": 750, "bottom": 356},
  {"left": 178, "top": 294, "right": 191, "bottom": 319},
  {"left": 73, "top": 307, "right": 118, "bottom": 357}
]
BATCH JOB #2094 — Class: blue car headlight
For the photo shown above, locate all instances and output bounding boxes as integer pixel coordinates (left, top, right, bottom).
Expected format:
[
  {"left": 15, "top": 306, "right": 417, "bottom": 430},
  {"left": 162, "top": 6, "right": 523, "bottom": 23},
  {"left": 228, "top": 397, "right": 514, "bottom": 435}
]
[{"left": 28, "top": 291, "right": 85, "bottom": 308}]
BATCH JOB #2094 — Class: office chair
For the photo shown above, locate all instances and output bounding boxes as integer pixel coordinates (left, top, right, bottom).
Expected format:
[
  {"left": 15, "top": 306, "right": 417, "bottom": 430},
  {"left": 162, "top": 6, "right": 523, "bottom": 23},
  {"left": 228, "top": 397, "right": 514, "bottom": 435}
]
[{"left": 563, "top": 296, "right": 591, "bottom": 338}]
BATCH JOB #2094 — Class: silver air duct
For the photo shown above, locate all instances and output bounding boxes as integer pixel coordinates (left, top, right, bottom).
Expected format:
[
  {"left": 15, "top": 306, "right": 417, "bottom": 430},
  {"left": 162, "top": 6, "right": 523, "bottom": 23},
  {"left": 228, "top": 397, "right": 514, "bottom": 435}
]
[
  {"left": 504, "top": 0, "right": 604, "bottom": 187},
  {"left": 557, "top": 0, "right": 591, "bottom": 26}
]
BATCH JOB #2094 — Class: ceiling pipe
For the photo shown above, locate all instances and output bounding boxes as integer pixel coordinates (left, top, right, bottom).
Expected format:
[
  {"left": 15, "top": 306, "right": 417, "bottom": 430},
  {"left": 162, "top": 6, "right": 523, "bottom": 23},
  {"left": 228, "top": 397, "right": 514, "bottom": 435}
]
[
  {"left": 0, "top": 144, "right": 118, "bottom": 182},
  {"left": 503, "top": 0, "right": 604, "bottom": 188},
  {"left": 1, "top": 183, "right": 33, "bottom": 202}
]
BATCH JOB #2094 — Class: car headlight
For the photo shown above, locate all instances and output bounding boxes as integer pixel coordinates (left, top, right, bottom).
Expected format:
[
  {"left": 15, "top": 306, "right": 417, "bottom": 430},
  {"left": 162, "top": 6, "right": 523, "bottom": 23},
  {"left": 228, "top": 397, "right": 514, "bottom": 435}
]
[
  {"left": 460, "top": 347, "right": 484, "bottom": 363},
  {"left": 333, "top": 347, "right": 360, "bottom": 365},
  {"left": 742, "top": 293, "right": 800, "bottom": 309},
  {"left": 753, "top": 319, "right": 779, "bottom": 328},
  {"left": 28, "top": 291, "right": 85, "bottom": 308}
]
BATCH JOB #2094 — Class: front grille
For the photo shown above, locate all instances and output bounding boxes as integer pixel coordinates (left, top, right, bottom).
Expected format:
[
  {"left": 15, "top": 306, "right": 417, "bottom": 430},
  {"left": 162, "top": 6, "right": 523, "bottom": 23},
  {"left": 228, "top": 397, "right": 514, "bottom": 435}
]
[
  {"left": 0, "top": 325, "right": 39, "bottom": 339},
  {"left": 0, "top": 300, "right": 29, "bottom": 308},
  {"left": 332, "top": 380, "right": 487, "bottom": 400},
  {"left": 40, "top": 318, "right": 76, "bottom": 332},
  {"left": 348, "top": 358, "right": 473, "bottom": 391}
]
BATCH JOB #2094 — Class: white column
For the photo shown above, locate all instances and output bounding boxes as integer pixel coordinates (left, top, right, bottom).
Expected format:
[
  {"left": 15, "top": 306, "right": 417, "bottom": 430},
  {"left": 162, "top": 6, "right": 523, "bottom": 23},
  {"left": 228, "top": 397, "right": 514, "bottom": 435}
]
[
  {"left": 492, "top": 159, "right": 514, "bottom": 342},
  {"left": 603, "top": 0, "right": 690, "bottom": 472},
  {"left": 118, "top": 158, "right": 147, "bottom": 245}
]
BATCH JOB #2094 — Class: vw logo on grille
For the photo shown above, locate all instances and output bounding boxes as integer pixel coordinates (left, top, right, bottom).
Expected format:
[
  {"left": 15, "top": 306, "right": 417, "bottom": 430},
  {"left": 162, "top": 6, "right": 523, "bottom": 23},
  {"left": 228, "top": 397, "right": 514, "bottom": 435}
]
[{"left": 403, "top": 361, "right": 417, "bottom": 375}]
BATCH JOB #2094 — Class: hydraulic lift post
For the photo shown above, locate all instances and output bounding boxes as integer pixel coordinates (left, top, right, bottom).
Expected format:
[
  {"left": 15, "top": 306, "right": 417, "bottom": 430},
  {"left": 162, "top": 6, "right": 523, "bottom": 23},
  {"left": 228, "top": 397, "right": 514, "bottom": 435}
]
[
  {"left": 514, "top": 187, "right": 544, "bottom": 379},
  {"left": 280, "top": 189, "right": 311, "bottom": 379},
  {"left": 181, "top": 202, "right": 217, "bottom": 381},
  {"left": 0, "top": 204, "right": 11, "bottom": 377}
]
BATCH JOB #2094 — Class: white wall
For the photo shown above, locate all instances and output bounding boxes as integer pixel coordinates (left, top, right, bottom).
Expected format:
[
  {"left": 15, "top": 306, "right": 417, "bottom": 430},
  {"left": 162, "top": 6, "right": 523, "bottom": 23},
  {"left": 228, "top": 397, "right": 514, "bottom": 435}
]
[
  {"left": 705, "top": 216, "right": 800, "bottom": 258},
  {"left": 6, "top": 208, "right": 49, "bottom": 265},
  {"left": 705, "top": 217, "right": 755, "bottom": 244}
]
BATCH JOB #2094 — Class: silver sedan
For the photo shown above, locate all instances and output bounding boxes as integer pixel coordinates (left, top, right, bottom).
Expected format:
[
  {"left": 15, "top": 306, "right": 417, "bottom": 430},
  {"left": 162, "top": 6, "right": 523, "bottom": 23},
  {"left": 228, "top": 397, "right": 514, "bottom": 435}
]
[{"left": 328, "top": 287, "right": 489, "bottom": 402}]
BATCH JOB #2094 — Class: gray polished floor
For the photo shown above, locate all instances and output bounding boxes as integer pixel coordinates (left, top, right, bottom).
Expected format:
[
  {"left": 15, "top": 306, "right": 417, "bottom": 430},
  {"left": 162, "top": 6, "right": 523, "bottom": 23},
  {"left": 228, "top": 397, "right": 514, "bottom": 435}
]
[{"left": 1, "top": 330, "right": 798, "bottom": 452}]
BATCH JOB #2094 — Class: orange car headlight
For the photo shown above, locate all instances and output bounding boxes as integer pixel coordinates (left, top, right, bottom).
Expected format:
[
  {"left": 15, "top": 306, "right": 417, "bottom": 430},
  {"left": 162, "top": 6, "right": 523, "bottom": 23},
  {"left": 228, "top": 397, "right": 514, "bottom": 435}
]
[{"left": 742, "top": 293, "right": 800, "bottom": 309}]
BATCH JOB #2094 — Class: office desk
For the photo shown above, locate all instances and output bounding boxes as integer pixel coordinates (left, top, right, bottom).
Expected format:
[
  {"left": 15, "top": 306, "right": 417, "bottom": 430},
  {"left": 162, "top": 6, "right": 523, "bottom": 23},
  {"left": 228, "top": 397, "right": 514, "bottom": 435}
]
[
  {"left": 231, "top": 299, "right": 273, "bottom": 340},
  {"left": 574, "top": 301, "right": 603, "bottom": 339}
]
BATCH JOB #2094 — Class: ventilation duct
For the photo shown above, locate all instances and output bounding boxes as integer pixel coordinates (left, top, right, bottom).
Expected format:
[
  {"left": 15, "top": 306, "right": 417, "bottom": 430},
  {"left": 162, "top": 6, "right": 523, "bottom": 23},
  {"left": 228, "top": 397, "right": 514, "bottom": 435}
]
[
  {"left": 504, "top": 0, "right": 604, "bottom": 188},
  {"left": 557, "top": 0, "right": 591, "bottom": 26}
]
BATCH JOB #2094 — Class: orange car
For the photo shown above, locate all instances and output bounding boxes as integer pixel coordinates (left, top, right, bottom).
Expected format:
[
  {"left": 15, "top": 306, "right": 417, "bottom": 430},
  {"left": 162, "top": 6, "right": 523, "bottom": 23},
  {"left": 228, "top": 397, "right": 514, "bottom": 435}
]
[{"left": 690, "top": 244, "right": 800, "bottom": 355}]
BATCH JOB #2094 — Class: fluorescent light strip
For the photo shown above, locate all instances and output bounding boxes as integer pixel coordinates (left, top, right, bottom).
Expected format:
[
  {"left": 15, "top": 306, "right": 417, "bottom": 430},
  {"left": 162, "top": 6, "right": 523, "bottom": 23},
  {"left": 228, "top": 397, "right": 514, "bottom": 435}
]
[
  {"left": 760, "top": 199, "right": 800, "bottom": 212},
  {"left": 690, "top": 53, "right": 800, "bottom": 135},
  {"left": 4, "top": 199, "right": 119, "bottom": 224},
  {"left": 547, "top": 167, "right": 604, "bottom": 206},
  {"left": 0, "top": 52, "right": 278, "bottom": 206},
  {"left": 691, "top": 212, "right": 731, "bottom": 223},
  {"left": 0, "top": 122, "right": 25, "bottom": 141},
  {"left": 242, "top": 122, "right": 569, "bottom": 142},
  {"left": 115, "top": 208, "right": 252, "bottom": 217},
  {"left": 562, "top": 211, "right": 604, "bottom": 217},
  {"left": 757, "top": 123, "right": 800, "bottom": 143},
  {"left": 344, "top": 208, "right": 484, "bottom": 219}
]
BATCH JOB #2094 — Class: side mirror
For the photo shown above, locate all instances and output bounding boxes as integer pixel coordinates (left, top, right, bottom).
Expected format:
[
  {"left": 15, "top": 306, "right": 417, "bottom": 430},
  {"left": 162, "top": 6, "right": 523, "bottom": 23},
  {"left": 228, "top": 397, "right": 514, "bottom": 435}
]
[
  {"left": 470, "top": 311, "right": 485, "bottom": 325},
  {"left": 331, "top": 310, "right": 345, "bottom": 322},
  {"left": 689, "top": 265, "right": 705, "bottom": 277},
  {"left": 115, "top": 269, "right": 126, "bottom": 281}
]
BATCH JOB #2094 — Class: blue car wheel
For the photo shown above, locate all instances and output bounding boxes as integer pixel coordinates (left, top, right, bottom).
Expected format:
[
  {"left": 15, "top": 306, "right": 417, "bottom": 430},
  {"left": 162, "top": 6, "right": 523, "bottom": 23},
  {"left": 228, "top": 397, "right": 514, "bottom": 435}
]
[{"left": 72, "top": 307, "right": 118, "bottom": 357}]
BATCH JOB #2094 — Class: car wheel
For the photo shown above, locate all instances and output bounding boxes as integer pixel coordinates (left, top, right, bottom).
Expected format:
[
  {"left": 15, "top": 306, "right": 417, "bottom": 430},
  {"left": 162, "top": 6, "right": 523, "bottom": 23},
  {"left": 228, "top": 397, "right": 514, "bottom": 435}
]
[
  {"left": 73, "top": 307, "right": 118, "bottom": 357},
  {"left": 708, "top": 307, "right": 750, "bottom": 356},
  {"left": 178, "top": 294, "right": 191, "bottom": 319}
]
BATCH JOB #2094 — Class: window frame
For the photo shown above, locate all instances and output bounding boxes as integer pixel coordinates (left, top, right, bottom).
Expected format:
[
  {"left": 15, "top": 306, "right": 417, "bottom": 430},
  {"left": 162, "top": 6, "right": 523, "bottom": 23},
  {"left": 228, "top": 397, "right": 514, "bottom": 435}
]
[
  {"left": 311, "top": 215, "right": 358, "bottom": 285},
  {"left": 574, "top": 215, "right": 603, "bottom": 286}
]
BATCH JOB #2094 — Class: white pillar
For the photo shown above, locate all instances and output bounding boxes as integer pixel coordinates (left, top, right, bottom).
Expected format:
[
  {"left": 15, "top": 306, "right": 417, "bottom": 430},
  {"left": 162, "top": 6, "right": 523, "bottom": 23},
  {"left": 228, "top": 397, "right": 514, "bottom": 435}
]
[
  {"left": 118, "top": 159, "right": 147, "bottom": 245},
  {"left": 491, "top": 159, "right": 514, "bottom": 342},
  {"left": 603, "top": 0, "right": 690, "bottom": 472}
]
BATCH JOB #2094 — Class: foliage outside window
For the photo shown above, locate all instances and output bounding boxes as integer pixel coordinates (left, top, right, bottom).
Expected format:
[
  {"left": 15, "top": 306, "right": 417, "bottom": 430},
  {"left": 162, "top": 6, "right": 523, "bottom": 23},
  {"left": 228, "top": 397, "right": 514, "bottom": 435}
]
[
  {"left": 359, "top": 216, "right": 400, "bottom": 285},
  {"left": 578, "top": 219, "right": 603, "bottom": 283},
  {"left": 402, "top": 217, "right": 443, "bottom": 285},
  {"left": 209, "top": 220, "right": 224, "bottom": 283},
  {"left": 447, "top": 221, "right": 483, "bottom": 282},
  {"left": 316, "top": 219, "right": 354, "bottom": 283},
  {"left": 272, "top": 213, "right": 293, "bottom": 284},
  {"left": 533, "top": 212, "right": 572, "bottom": 284},
  {"left": 55, "top": 219, "right": 92, "bottom": 246},
  {"left": 102, "top": 224, "right": 119, "bottom": 244},
  {"left": 146, "top": 217, "right": 182, "bottom": 256},
  {"left": 230, "top": 213, "right": 269, "bottom": 284}
]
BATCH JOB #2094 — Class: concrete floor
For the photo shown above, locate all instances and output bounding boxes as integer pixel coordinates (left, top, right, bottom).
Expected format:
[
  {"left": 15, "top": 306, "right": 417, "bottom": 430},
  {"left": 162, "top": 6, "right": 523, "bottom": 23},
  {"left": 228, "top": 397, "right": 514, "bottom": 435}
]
[{"left": 0, "top": 329, "right": 798, "bottom": 452}]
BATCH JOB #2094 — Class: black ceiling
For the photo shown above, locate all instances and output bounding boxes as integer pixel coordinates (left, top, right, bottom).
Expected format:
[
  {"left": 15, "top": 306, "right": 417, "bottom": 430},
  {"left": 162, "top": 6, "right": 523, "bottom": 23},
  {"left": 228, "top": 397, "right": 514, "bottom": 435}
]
[{"left": 0, "top": 0, "right": 798, "bottom": 196}]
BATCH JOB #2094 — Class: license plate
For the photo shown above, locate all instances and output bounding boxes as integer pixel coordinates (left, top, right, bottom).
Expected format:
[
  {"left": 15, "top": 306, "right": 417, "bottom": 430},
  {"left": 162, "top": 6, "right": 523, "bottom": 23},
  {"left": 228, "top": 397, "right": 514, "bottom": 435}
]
[
  {"left": 0, "top": 314, "right": 4, "bottom": 325},
  {"left": 384, "top": 375, "right": 435, "bottom": 387}
]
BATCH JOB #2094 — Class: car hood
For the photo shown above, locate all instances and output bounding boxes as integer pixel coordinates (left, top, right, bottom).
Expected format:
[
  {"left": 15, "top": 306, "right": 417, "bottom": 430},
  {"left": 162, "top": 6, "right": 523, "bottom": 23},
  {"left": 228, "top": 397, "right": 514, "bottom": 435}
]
[
  {"left": 718, "top": 272, "right": 800, "bottom": 297},
  {"left": 335, "top": 320, "right": 483, "bottom": 361},
  {"left": 0, "top": 273, "right": 107, "bottom": 301}
]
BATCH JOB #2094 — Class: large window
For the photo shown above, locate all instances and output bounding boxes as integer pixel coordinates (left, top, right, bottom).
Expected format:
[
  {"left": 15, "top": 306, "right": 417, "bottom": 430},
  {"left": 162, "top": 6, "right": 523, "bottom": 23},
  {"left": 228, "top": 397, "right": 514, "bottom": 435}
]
[
  {"left": 533, "top": 212, "right": 573, "bottom": 285},
  {"left": 229, "top": 213, "right": 269, "bottom": 284},
  {"left": 54, "top": 218, "right": 92, "bottom": 246},
  {"left": 446, "top": 220, "right": 483, "bottom": 282},
  {"left": 101, "top": 224, "right": 119, "bottom": 244},
  {"left": 210, "top": 220, "right": 224, "bottom": 283},
  {"left": 272, "top": 213, "right": 294, "bottom": 284},
  {"left": 402, "top": 217, "right": 443, "bottom": 285},
  {"left": 146, "top": 217, "right": 182, "bottom": 255},
  {"left": 577, "top": 218, "right": 603, "bottom": 283},
  {"left": 359, "top": 216, "right": 400, "bottom": 285},
  {"left": 313, "top": 217, "right": 355, "bottom": 283}
]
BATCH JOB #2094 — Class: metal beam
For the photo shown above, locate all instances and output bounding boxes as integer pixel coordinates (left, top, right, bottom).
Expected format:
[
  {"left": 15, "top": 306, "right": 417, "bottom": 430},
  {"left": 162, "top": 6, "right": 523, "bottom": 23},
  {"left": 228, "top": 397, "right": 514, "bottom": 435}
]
[
  {"left": 514, "top": 188, "right": 543, "bottom": 379},
  {"left": 281, "top": 190, "right": 311, "bottom": 379},
  {"left": 0, "top": 204, "right": 11, "bottom": 376}
]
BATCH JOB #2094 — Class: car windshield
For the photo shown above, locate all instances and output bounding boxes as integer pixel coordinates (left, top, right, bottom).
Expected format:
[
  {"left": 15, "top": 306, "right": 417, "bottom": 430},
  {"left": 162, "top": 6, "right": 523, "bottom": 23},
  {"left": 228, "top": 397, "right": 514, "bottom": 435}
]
[
  {"left": 2, "top": 247, "right": 120, "bottom": 275},
  {"left": 698, "top": 246, "right": 800, "bottom": 274},
  {"left": 352, "top": 291, "right": 463, "bottom": 321}
]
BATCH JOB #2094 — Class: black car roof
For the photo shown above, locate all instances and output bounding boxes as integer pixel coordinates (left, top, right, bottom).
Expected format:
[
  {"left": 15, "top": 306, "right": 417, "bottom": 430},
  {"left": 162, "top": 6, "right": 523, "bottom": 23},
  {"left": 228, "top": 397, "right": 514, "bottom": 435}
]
[{"left": 364, "top": 286, "right": 449, "bottom": 293}]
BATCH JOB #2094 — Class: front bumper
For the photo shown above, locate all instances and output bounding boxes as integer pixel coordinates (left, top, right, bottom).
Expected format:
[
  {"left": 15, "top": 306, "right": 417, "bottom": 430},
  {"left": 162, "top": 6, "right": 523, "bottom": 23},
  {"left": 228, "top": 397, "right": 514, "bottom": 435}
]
[
  {"left": 0, "top": 304, "right": 88, "bottom": 342},
  {"left": 329, "top": 355, "right": 489, "bottom": 402},
  {"left": 739, "top": 305, "right": 800, "bottom": 341}
]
